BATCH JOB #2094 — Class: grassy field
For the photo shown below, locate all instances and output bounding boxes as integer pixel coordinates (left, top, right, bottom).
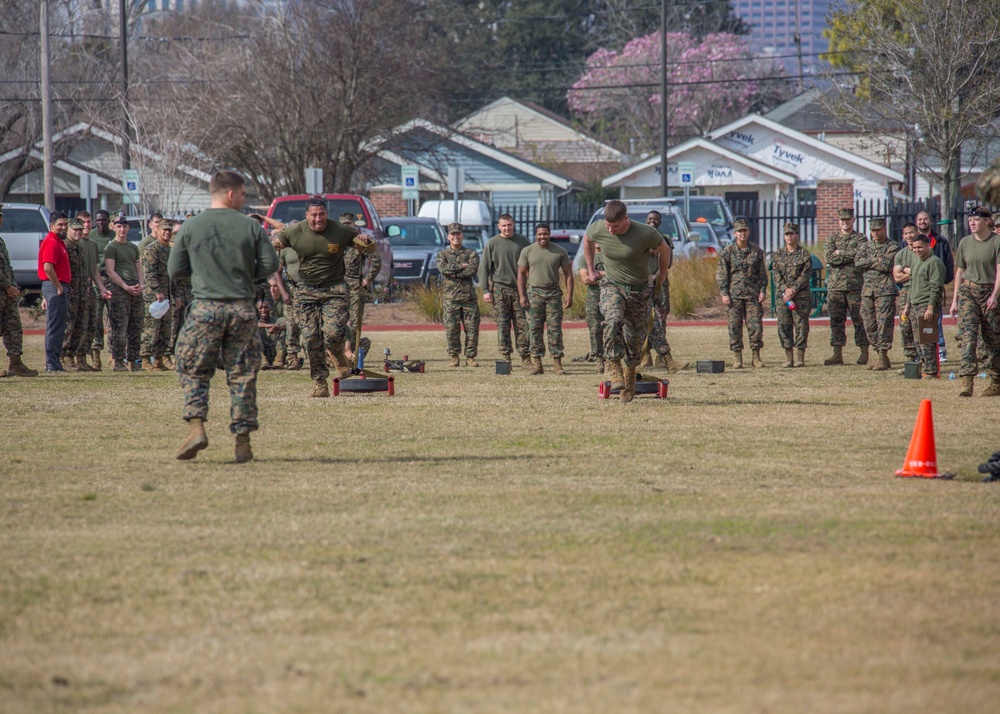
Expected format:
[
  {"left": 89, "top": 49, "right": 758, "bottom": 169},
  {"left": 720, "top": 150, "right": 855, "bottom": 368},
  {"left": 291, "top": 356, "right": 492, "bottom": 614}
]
[{"left": 2, "top": 323, "right": 999, "bottom": 713}]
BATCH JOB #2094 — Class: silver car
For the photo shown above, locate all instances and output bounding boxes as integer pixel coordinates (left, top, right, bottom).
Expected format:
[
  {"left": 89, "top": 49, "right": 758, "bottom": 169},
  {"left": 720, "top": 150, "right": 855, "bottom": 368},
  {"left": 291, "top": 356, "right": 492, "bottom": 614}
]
[
  {"left": 0, "top": 203, "right": 52, "bottom": 288},
  {"left": 587, "top": 202, "right": 700, "bottom": 259}
]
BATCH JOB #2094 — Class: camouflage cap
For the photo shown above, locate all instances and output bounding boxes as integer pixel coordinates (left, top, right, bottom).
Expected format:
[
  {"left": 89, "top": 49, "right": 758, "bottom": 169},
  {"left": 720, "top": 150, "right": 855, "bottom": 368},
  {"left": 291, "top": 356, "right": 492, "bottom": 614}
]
[
  {"left": 447, "top": 222, "right": 464, "bottom": 234},
  {"left": 837, "top": 208, "right": 854, "bottom": 220},
  {"left": 733, "top": 218, "right": 750, "bottom": 231},
  {"left": 869, "top": 218, "right": 885, "bottom": 230},
  {"left": 68, "top": 217, "right": 84, "bottom": 229},
  {"left": 160, "top": 219, "right": 174, "bottom": 231},
  {"left": 783, "top": 222, "right": 799, "bottom": 234},
  {"left": 992, "top": 212, "right": 1000, "bottom": 225}
]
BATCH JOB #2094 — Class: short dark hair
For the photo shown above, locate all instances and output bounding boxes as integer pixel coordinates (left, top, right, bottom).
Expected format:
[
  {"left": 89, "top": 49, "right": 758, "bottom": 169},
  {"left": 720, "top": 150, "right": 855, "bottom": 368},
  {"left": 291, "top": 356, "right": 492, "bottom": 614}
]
[
  {"left": 604, "top": 200, "right": 628, "bottom": 223},
  {"left": 148, "top": 212, "right": 163, "bottom": 224},
  {"left": 208, "top": 170, "right": 245, "bottom": 195},
  {"left": 77, "top": 210, "right": 91, "bottom": 219},
  {"left": 50, "top": 211, "right": 67, "bottom": 223},
  {"left": 646, "top": 210, "right": 661, "bottom": 219},
  {"left": 535, "top": 222, "right": 550, "bottom": 233},
  {"left": 95, "top": 210, "right": 110, "bottom": 219},
  {"left": 911, "top": 233, "right": 928, "bottom": 244},
  {"left": 902, "top": 222, "right": 917, "bottom": 231},
  {"left": 306, "top": 198, "right": 327, "bottom": 211},
  {"left": 497, "top": 213, "right": 514, "bottom": 222}
]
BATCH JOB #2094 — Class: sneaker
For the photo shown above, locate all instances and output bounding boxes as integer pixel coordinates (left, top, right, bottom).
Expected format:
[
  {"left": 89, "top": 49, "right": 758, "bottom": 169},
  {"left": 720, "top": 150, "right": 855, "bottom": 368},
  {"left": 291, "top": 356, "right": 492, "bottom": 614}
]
[{"left": 938, "top": 347, "right": 947, "bottom": 363}]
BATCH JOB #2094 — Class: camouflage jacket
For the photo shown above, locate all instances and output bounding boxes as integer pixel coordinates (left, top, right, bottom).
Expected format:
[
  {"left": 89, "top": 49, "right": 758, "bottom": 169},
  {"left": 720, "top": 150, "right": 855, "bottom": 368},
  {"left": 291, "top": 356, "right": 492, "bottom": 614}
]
[
  {"left": 0, "top": 236, "right": 15, "bottom": 291},
  {"left": 716, "top": 242, "right": 767, "bottom": 299},
  {"left": 436, "top": 247, "right": 480, "bottom": 303},
  {"left": 344, "top": 245, "right": 382, "bottom": 288},
  {"left": 142, "top": 240, "right": 171, "bottom": 301},
  {"left": 64, "top": 239, "right": 86, "bottom": 296},
  {"left": 854, "top": 238, "right": 899, "bottom": 297},
  {"left": 823, "top": 230, "right": 865, "bottom": 291},
  {"left": 770, "top": 246, "right": 813, "bottom": 296}
]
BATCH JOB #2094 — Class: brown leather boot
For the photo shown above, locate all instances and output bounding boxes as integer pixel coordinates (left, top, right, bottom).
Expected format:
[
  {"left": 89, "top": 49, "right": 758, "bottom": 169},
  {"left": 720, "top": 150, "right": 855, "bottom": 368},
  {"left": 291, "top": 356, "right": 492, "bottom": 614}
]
[
  {"left": 824, "top": 345, "right": 843, "bottom": 365},
  {"left": 752, "top": 349, "right": 766, "bottom": 368},
  {"left": 609, "top": 360, "right": 625, "bottom": 390},
  {"left": 732, "top": 350, "right": 744, "bottom": 369},
  {"left": 449, "top": 355, "right": 460, "bottom": 368},
  {"left": 663, "top": 352, "right": 688, "bottom": 373},
  {"left": 92, "top": 350, "right": 103, "bottom": 371},
  {"left": 794, "top": 349, "right": 806, "bottom": 368},
  {"left": 152, "top": 356, "right": 170, "bottom": 371},
  {"left": 620, "top": 365, "right": 637, "bottom": 403},
  {"left": 234, "top": 434, "right": 253, "bottom": 464},
  {"left": 983, "top": 378, "right": 1000, "bottom": 397},
  {"left": 176, "top": 418, "right": 208, "bottom": 460},
  {"left": 312, "top": 378, "right": 330, "bottom": 398},
  {"left": 328, "top": 348, "right": 353, "bottom": 379},
  {"left": 74, "top": 354, "right": 94, "bottom": 372},
  {"left": 274, "top": 350, "right": 286, "bottom": 369},
  {"left": 466, "top": 356, "right": 479, "bottom": 367},
  {"left": 287, "top": 354, "right": 301, "bottom": 371},
  {"left": 856, "top": 345, "right": 870, "bottom": 365},
  {"left": 7, "top": 356, "right": 38, "bottom": 377},
  {"left": 529, "top": 356, "right": 544, "bottom": 375},
  {"left": 872, "top": 350, "right": 890, "bottom": 371},
  {"left": 61, "top": 355, "right": 79, "bottom": 371},
  {"left": 552, "top": 356, "right": 565, "bottom": 375},
  {"left": 782, "top": 348, "right": 794, "bottom": 368},
  {"left": 521, "top": 355, "right": 533, "bottom": 372},
  {"left": 959, "top": 375, "right": 974, "bottom": 397}
]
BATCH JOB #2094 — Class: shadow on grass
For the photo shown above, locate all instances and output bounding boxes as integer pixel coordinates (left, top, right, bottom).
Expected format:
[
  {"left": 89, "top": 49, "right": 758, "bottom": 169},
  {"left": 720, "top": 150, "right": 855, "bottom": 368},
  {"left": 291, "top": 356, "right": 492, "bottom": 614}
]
[{"left": 261, "top": 454, "right": 539, "bottom": 466}]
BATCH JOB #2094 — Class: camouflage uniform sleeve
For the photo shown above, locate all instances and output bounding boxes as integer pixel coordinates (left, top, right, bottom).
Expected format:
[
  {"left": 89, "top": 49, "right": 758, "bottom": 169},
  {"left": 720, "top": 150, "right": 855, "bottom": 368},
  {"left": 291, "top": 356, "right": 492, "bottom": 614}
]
[
  {"left": 364, "top": 250, "right": 382, "bottom": 284},
  {"left": 792, "top": 251, "right": 812, "bottom": 293},
  {"left": 853, "top": 242, "right": 873, "bottom": 271},
  {"left": 770, "top": 255, "right": 787, "bottom": 292},
  {"left": 826, "top": 233, "right": 854, "bottom": 266},
  {"left": 142, "top": 244, "right": 164, "bottom": 296},
  {"left": 753, "top": 248, "right": 768, "bottom": 294},
  {"left": 872, "top": 242, "right": 898, "bottom": 273},
  {"left": 715, "top": 247, "right": 731, "bottom": 296},
  {"left": 435, "top": 250, "right": 449, "bottom": 276},
  {"left": 0, "top": 239, "right": 13, "bottom": 290},
  {"left": 460, "top": 249, "right": 479, "bottom": 279}
]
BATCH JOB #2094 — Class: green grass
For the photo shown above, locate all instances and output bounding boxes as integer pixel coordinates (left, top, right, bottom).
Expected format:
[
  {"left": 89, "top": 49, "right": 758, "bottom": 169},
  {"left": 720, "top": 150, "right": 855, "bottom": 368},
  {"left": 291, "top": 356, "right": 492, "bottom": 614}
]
[{"left": 1, "top": 326, "right": 999, "bottom": 713}]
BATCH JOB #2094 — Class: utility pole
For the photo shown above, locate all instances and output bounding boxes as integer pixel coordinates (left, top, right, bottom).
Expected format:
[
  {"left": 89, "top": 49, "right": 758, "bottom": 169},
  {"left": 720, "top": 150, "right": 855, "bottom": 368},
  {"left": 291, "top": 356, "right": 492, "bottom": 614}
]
[
  {"left": 659, "top": 0, "right": 668, "bottom": 198},
  {"left": 120, "top": 0, "right": 131, "bottom": 170},
  {"left": 40, "top": 0, "right": 55, "bottom": 208},
  {"left": 794, "top": 0, "right": 804, "bottom": 92}
]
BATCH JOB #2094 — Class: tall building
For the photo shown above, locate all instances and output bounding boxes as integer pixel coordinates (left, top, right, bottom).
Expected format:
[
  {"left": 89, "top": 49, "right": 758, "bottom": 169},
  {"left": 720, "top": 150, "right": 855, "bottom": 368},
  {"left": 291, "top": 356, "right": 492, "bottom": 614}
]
[{"left": 732, "top": 0, "right": 833, "bottom": 75}]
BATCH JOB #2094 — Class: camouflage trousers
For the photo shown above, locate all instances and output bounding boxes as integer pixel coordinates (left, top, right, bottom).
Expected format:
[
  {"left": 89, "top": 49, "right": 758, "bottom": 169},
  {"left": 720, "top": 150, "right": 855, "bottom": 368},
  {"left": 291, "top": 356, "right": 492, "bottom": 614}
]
[
  {"left": 443, "top": 299, "right": 480, "bottom": 357},
  {"left": 141, "top": 299, "right": 173, "bottom": 358},
  {"left": 897, "top": 288, "right": 917, "bottom": 359},
  {"left": 860, "top": 293, "right": 896, "bottom": 352},
  {"left": 285, "top": 282, "right": 302, "bottom": 356},
  {"left": 726, "top": 297, "right": 764, "bottom": 351},
  {"left": 908, "top": 301, "right": 942, "bottom": 376},
  {"left": 956, "top": 282, "right": 1000, "bottom": 378},
  {"left": 92, "top": 271, "right": 108, "bottom": 351},
  {"left": 348, "top": 285, "right": 367, "bottom": 336},
  {"left": 647, "top": 283, "right": 673, "bottom": 356},
  {"left": 776, "top": 289, "right": 810, "bottom": 349},
  {"left": 175, "top": 299, "right": 261, "bottom": 435},
  {"left": 70, "top": 287, "right": 97, "bottom": 357},
  {"left": 828, "top": 289, "right": 868, "bottom": 347},
  {"left": 527, "top": 286, "right": 564, "bottom": 358},
  {"left": 492, "top": 285, "right": 529, "bottom": 360},
  {"left": 108, "top": 283, "right": 143, "bottom": 362},
  {"left": 259, "top": 326, "right": 285, "bottom": 365},
  {"left": 600, "top": 280, "right": 653, "bottom": 368},
  {"left": 295, "top": 282, "right": 349, "bottom": 381},
  {"left": 584, "top": 287, "right": 604, "bottom": 358},
  {"left": 0, "top": 291, "right": 23, "bottom": 357},
  {"left": 171, "top": 282, "right": 194, "bottom": 355},
  {"left": 61, "top": 287, "right": 87, "bottom": 357}
]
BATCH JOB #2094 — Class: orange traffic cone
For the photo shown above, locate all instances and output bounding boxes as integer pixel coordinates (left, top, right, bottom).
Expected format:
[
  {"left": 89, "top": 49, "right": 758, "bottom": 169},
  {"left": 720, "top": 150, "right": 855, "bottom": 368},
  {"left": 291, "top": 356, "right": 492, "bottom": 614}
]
[{"left": 895, "top": 400, "right": 952, "bottom": 479}]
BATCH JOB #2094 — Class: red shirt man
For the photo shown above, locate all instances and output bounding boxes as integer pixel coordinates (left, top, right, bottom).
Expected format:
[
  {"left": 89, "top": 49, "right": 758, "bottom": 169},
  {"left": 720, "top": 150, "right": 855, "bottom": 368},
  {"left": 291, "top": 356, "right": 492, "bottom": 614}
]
[{"left": 38, "top": 220, "right": 72, "bottom": 285}]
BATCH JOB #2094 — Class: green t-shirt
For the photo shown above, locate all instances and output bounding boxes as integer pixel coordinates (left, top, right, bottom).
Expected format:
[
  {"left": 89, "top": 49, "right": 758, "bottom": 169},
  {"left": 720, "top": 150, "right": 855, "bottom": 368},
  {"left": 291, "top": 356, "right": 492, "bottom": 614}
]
[
  {"left": 88, "top": 228, "right": 115, "bottom": 267},
  {"left": 954, "top": 232, "right": 1000, "bottom": 285},
  {"left": 104, "top": 239, "right": 140, "bottom": 282},
  {"left": 280, "top": 246, "right": 301, "bottom": 284},
  {"left": 479, "top": 233, "right": 530, "bottom": 290},
  {"left": 584, "top": 220, "right": 663, "bottom": 286},
  {"left": 79, "top": 236, "right": 99, "bottom": 283},
  {"left": 908, "top": 253, "right": 946, "bottom": 307},
  {"left": 518, "top": 242, "right": 570, "bottom": 289},
  {"left": 282, "top": 219, "right": 357, "bottom": 287},
  {"left": 167, "top": 208, "right": 280, "bottom": 301}
]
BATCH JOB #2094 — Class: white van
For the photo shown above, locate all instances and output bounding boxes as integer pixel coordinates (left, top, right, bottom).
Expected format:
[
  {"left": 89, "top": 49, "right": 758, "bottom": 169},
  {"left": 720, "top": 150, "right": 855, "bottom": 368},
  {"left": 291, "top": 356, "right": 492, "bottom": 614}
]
[{"left": 417, "top": 200, "right": 492, "bottom": 254}]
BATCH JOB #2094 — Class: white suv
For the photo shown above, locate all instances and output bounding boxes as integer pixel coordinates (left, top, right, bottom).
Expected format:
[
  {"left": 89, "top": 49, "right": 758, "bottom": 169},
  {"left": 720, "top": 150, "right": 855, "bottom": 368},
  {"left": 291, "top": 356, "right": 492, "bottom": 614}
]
[{"left": 1, "top": 203, "right": 51, "bottom": 288}]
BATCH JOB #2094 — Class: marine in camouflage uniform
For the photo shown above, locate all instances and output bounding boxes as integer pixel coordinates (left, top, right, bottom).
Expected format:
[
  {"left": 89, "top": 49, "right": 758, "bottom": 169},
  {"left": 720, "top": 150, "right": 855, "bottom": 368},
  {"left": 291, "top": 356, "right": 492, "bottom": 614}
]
[
  {"left": 716, "top": 218, "right": 768, "bottom": 368},
  {"left": 278, "top": 244, "right": 303, "bottom": 368},
  {"left": 59, "top": 218, "right": 88, "bottom": 370},
  {"left": 517, "top": 224, "right": 573, "bottom": 374},
  {"left": 904, "top": 234, "right": 947, "bottom": 378},
  {"left": 0, "top": 205, "right": 38, "bottom": 377},
  {"left": 893, "top": 225, "right": 919, "bottom": 363},
  {"left": 140, "top": 224, "right": 173, "bottom": 370},
  {"left": 948, "top": 206, "right": 1000, "bottom": 397},
  {"left": 854, "top": 217, "right": 898, "bottom": 370},
  {"left": 823, "top": 207, "right": 868, "bottom": 364},
  {"left": 88, "top": 212, "right": 115, "bottom": 359},
  {"left": 644, "top": 210, "right": 686, "bottom": 371},
  {"left": 341, "top": 213, "right": 382, "bottom": 346},
  {"left": 770, "top": 222, "right": 812, "bottom": 367},
  {"left": 479, "top": 215, "right": 531, "bottom": 365},
  {"left": 257, "top": 300, "right": 287, "bottom": 368},
  {"left": 575, "top": 247, "right": 605, "bottom": 371},
  {"left": 74, "top": 219, "right": 104, "bottom": 369},
  {"left": 436, "top": 223, "right": 481, "bottom": 366}
]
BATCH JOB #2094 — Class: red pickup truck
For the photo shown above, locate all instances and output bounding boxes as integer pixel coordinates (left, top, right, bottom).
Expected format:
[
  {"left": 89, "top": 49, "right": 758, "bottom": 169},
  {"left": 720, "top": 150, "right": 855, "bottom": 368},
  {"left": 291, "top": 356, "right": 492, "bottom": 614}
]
[{"left": 266, "top": 193, "right": 394, "bottom": 288}]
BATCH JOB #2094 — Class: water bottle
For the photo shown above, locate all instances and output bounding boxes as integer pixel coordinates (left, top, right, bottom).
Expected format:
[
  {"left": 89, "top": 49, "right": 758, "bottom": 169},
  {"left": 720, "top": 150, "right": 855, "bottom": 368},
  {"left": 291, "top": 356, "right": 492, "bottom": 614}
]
[
  {"left": 980, "top": 372, "right": 988, "bottom": 379},
  {"left": 786, "top": 300, "right": 796, "bottom": 310},
  {"left": 948, "top": 372, "right": 956, "bottom": 380}
]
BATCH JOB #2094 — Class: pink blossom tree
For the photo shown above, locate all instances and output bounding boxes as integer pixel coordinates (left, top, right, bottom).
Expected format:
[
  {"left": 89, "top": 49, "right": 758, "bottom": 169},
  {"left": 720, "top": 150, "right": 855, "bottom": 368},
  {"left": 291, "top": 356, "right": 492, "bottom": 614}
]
[{"left": 568, "top": 32, "right": 790, "bottom": 153}]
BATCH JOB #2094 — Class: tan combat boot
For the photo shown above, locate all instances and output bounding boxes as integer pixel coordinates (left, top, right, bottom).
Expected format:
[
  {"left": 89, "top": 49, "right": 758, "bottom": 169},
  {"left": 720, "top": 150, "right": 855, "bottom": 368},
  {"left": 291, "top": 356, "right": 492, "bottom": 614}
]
[
  {"left": 529, "top": 356, "right": 544, "bottom": 375},
  {"left": 7, "top": 356, "right": 38, "bottom": 377},
  {"left": 312, "top": 378, "right": 330, "bottom": 398},
  {"left": 872, "top": 351, "right": 890, "bottom": 372},
  {"left": 61, "top": 355, "right": 79, "bottom": 371},
  {"left": 92, "top": 349, "right": 102, "bottom": 371},
  {"left": 552, "top": 356, "right": 565, "bottom": 375},
  {"left": 752, "top": 349, "right": 766, "bottom": 368},
  {"left": 113, "top": 358, "right": 128, "bottom": 372},
  {"left": 234, "top": 434, "right": 253, "bottom": 463},
  {"left": 782, "top": 348, "right": 794, "bottom": 368},
  {"left": 596, "top": 356, "right": 605, "bottom": 374},
  {"left": 732, "top": 350, "right": 744, "bottom": 369},
  {"left": 287, "top": 353, "right": 301, "bottom": 371},
  {"left": 521, "top": 355, "right": 533, "bottom": 372},
  {"left": 176, "top": 418, "right": 208, "bottom": 460},
  {"left": 609, "top": 359, "right": 625, "bottom": 390},
  {"left": 274, "top": 350, "right": 286, "bottom": 369},
  {"left": 74, "top": 354, "right": 94, "bottom": 372},
  {"left": 640, "top": 351, "right": 654, "bottom": 368},
  {"left": 620, "top": 365, "right": 637, "bottom": 403},
  {"left": 856, "top": 345, "right": 870, "bottom": 365},
  {"left": 958, "top": 375, "right": 974, "bottom": 397},
  {"left": 152, "top": 356, "right": 170, "bottom": 371},
  {"left": 664, "top": 352, "right": 688, "bottom": 373},
  {"left": 794, "top": 349, "right": 806, "bottom": 368},
  {"left": 983, "top": 378, "right": 1000, "bottom": 397},
  {"left": 163, "top": 355, "right": 175, "bottom": 369},
  {"left": 824, "top": 346, "right": 843, "bottom": 365},
  {"left": 466, "top": 356, "right": 479, "bottom": 368},
  {"left": 449, "top": 355, "right": 460, "bottom": 368},
  {"left": 328, "top": 347, "right": 353, "bottom": 379}
]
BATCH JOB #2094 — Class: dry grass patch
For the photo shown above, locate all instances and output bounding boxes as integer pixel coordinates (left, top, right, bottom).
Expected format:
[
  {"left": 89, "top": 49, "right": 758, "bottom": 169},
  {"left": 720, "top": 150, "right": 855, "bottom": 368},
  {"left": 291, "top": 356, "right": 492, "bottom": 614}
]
[{"left": 1, "top": 326, "right": 999, "bottom": 713}]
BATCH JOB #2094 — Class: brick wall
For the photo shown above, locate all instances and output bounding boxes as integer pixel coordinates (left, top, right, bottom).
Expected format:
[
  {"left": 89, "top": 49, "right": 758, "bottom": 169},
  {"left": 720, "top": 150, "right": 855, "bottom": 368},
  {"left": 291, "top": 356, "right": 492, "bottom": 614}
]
[
  {"left": 370, "top": 189, "right": 408, "bottom": 218},
  {"left": 816, "top": 179, "right": 855, "bottom": 239}
]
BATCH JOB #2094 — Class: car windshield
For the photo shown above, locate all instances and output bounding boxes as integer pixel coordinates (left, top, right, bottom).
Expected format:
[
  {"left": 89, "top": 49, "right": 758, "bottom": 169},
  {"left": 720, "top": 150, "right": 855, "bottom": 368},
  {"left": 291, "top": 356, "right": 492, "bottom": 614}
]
[
  {"left": 271, "top": 199, "right": 367, "bottom": 227},
  {"left": 688, "top": 199, "right": 729, "bottom": 226},
  {"left": 461, "top": 232, "right": 484, "bottom": 252},
  {"left": 388, "top": 223, "right": 443, "bottom": 247},
  {"left": 689, "top": 223, "right": 715, "bottom": 244}
]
